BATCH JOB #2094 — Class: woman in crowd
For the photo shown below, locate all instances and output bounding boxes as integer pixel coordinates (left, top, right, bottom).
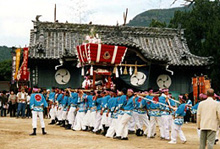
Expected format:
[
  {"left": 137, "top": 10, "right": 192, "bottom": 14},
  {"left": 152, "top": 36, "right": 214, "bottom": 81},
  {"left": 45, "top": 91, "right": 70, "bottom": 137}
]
[{"left": 8, "top": 90, "right": 17, "bottom": 117}]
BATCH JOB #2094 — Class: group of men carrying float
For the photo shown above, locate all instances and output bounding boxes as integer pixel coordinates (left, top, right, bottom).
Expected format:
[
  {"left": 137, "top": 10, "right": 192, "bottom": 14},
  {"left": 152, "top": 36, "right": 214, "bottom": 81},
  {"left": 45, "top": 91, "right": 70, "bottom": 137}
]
[
  {"left": 27, "top": 86, "right": 194, "bottom": 144},
  {"left": 28, "top": 86, "right": 219, "bottom": 144}
]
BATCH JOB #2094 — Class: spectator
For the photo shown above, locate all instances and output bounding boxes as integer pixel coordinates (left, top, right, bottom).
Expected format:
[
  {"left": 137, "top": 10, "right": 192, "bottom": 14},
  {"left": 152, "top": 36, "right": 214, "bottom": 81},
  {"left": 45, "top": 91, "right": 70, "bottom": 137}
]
[
  {"left": 17, "top": 87, "right": 27, "bottom": 118},
  {"left": 197, "top": 88, "right": 220, "bottom": 149},
  {"left": 8, "top": 91, "right": 17, "bottom": 117},
  {"left": 0, "top": 90, "right": 8, "bottom": 117}
]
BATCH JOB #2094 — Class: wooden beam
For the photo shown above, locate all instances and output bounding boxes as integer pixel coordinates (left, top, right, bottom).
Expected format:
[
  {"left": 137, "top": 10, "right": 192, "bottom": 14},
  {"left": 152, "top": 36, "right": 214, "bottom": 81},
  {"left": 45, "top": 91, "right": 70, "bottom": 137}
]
[{"left": 116, "top": 64, "right": 147, "bottom": 67}]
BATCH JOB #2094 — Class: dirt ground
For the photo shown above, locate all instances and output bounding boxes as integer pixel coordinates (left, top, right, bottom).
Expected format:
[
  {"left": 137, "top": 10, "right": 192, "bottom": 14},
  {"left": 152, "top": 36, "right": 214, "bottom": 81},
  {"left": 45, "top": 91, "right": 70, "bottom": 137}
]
[{"left": 0, "top": 117, "right": 219, "bottom": 149}]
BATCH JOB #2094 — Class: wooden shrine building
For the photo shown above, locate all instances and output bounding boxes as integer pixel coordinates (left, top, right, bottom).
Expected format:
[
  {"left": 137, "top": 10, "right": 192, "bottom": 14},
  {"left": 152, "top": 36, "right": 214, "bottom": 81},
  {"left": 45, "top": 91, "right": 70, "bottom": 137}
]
[{"left": 28, "top": 16, "right": 212, "bottom": 94}]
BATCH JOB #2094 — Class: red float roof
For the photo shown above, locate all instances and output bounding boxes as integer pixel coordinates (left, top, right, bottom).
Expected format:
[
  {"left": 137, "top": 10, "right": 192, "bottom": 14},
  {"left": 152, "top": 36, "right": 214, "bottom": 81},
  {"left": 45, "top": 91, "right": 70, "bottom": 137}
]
[{"left": 76, "top": 43, "right": 127, "bottom": 65}]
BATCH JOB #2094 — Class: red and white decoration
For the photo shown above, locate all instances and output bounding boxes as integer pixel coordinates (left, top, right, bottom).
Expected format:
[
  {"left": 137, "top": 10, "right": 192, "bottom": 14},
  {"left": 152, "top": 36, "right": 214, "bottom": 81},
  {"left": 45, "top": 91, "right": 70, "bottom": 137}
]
[
  {"left": 35, "top": 94, "right": 42, "bottom": 102},
  {"left": 76, "top": 43, "right": 127, "bottom": 65}
]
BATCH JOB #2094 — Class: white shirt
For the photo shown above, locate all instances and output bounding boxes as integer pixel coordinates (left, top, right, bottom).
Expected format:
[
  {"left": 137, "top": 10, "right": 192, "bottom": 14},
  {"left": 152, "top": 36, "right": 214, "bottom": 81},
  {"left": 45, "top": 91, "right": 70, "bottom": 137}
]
[
  {"left": 17, "top": 92, "right": 27, "bottom": 103},
  {"left": 21, "top": 93, "right": 25, "bottom": 99},
  {"left": 27, "top": 95, "right": 30, "bottom": 105}
]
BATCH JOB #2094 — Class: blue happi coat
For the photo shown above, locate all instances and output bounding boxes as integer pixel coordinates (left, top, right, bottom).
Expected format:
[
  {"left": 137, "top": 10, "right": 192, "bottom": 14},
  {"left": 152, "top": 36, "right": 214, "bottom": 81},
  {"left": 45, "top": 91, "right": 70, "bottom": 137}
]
[
  {"left": 147, "top": 95, "right": 161, "bottom": 117},
  {"left": 68, "top": 96, "right": 78, "bottom": 107},
  {"left": 134, "top": 97, "right": 148, "bottom": 114},
  {"left": 123, "top": 96, "right": 136, "bottom": 116},
  {"left": 49, "top": 92, "right": 56, "bottom": 103},
  {"left": 101, "top": 95, "right": 111, "bottom": 113},
  {"left": 174, "top": 103, "right": 188, "bottom": 125},
  {"left": 96, "top": 97, "right": 102, "bottom": 111},
  {"left": 87, "top": 95, "right": 94, "bottom": 110},
  {"left": 77, "top": 93, "right": 88, "bottom": 112},
  {"left": 117, "top": 95, "right": 127, "bottom": 115},
  {"left": 108, "top": 97, "right": 118, "bottom": 119},
  {"left": 62, "top": 96, "right": 69, "bottom": 111},
  {"left": 30, "top": 93, "right": 48, "bottom": 112},
  {"left": 90, "top": 96, "right": 97, "bottom": 112},
  {"left": 57, "top": 93, "right": 64, "bottom": 107}
]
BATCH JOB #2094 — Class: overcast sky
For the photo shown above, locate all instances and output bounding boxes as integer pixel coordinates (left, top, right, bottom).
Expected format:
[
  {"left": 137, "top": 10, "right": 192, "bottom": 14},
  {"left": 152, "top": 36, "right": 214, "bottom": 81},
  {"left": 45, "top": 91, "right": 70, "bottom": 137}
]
[{"left": 0, "top": 0, "right": 185, "bottom": 47}]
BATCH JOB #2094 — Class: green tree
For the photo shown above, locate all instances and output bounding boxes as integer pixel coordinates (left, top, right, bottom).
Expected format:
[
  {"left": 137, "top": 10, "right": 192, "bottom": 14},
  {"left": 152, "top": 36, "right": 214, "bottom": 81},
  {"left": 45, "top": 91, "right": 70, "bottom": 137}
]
[
  {"left": 0, "top": 59, "right": 12, "bottom": 81},
  {"left": 149, "top": 19, "right": 166, "bottom": 28},
  {"left": 169, "top": 0, "right": 220, "bottom": 91}
]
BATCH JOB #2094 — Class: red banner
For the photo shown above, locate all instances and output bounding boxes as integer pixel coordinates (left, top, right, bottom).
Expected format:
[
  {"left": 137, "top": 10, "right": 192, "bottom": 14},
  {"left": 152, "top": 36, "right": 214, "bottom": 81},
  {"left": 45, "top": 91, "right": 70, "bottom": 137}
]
[
  {"left": 199, "top": 76, "right": 205, "bottom": 94},
  {"left": 192, "top": 77, "right": 198, "bottom": 103},
  {"left": 18, "top": 47, "right": 29, "bottom": 81}
]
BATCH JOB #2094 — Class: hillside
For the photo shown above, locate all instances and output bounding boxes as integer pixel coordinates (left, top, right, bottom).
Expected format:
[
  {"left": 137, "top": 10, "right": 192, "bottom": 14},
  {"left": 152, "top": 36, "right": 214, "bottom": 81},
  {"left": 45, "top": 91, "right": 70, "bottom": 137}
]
[
  {"left": 127, "top": 6, "right": 192, "bottom": 27},
  {"left": 0, "top": 46, "right": 11, "bottom": 62}
]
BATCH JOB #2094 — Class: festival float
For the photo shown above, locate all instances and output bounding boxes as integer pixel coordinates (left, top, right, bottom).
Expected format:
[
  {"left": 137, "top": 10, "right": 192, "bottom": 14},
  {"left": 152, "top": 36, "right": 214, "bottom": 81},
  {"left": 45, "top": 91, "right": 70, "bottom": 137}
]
[{"left": 76, "top": 30, "right": 128, "bottom": 90}]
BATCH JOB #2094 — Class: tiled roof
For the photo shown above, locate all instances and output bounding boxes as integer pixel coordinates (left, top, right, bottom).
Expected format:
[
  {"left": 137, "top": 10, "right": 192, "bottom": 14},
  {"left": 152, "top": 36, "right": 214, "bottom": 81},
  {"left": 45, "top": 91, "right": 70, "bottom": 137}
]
[{"left": 29, "top": 20, "right": 212, "bottom": 66}]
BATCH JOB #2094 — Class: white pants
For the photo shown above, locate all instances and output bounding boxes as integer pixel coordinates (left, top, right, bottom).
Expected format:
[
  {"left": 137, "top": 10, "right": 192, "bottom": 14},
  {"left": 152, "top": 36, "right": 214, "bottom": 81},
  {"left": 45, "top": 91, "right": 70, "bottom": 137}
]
[
  {"left": 67, "top": 107, "right": 76, "bottom": 125},
  {"left": 93, "top": 111, "right": 102, "bottom": 132},
  {"left": 54, "top": 105, "right": 58, "bottom": 118},
  {"left": 57, "top": 106, "right": 63, "bottom": 121},
  {"left": 108, "top": 113, "right": 112, "bottom": 126},
  {"left": 62, "top": 111, "right": 67, "bottom": 120},
  {"left": 128, "top": 113, "right": 136, "bottom": 131},
  {"left": 168, "top": 115, "right": 173, "bottom": 131},
  {"left": 137, "top": 113, "right": 149, "bottom": 130},
  {"left": 101, "top": 112, "right": 109, "bottom": 128},
  {"left": 216, "top": 129, "right": 219, "bottom": 140},
  {"left": 90, "top": 111, "right": 97, "bottom": 127},
  {"left": 106, "top": 118, "right": 117, "bottom": 138},
  {"left": 137, "top": 113, "right": 149, "bottom": 135},
  {"left": 161, "top": 115, "right": 171, "bottom": 139},
  {"left": 116, "top": 114, "right": 123, "bottom": 133},
  {"left": 133, "top": 111, "right": 140, "bottom": 129},
  {"left": 116, "top": 113, "right": 132, "bottom": 138},
  {"left": 49, "top": 105, "right": 56, "bottom": 120},
  {"left": 171, "top": 123, "right": 186, "bottom": 142},
  {"left": 32, "top": 111, "right": 45, "bottom": 129},
  {"left": 148, "top": 116, "right": 162, "bottom": 138},
  {"left": 83, "top": 110, "right": 91, "bottom": 127},
  {"left": 73, "top": 111, "right": 86, "bottom": 130}
]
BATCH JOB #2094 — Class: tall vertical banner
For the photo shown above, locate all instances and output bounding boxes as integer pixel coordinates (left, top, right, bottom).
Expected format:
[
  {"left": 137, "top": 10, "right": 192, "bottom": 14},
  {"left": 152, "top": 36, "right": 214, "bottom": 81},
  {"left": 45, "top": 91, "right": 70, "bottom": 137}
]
[
  {"left": 11, "top": 51, "right": 16, "bottom": 84},
  {"left": 21, "top": 47, "right": 29, "bottom": 80},
  {"left": 14, "top": 48, "right": 21, "bottom": 80},
  {"left": 17, "top": 47, "right": 29, "bottom": 81},
  {"left": 199, "top": 76, "right": 205, "bottom": 94},
  {"left": 192, "top": 77, "right": 198, "bottom": 103}
]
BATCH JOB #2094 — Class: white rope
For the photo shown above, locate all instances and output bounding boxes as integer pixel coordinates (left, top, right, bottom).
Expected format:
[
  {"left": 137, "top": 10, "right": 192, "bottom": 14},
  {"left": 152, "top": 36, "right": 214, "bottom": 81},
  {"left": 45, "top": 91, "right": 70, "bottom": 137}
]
[
  {"left": 137, "top": 95, "right": 176, "bottom": 110},
  {"left": 169, "top": 98, "right": 181, "bottom": 104}
]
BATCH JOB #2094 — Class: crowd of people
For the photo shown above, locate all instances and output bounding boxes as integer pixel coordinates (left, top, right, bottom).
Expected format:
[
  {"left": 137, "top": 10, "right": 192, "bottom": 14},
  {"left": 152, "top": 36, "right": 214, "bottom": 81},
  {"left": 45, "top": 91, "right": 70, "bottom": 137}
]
[{"left": 0, "top": 88, "right": 51, "bottom": 118}]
